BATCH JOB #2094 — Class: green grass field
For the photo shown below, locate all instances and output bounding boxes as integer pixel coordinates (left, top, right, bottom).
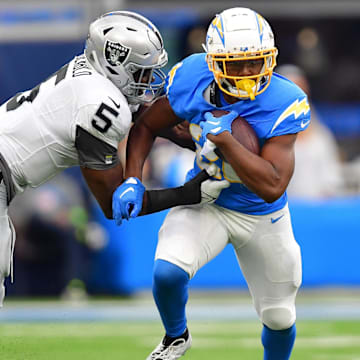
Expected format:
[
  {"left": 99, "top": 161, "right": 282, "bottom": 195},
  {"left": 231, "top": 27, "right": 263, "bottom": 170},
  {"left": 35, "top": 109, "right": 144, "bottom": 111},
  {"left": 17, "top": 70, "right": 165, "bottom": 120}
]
[{"left": 0, "top": 320, "right": 359, "bottom": 360}]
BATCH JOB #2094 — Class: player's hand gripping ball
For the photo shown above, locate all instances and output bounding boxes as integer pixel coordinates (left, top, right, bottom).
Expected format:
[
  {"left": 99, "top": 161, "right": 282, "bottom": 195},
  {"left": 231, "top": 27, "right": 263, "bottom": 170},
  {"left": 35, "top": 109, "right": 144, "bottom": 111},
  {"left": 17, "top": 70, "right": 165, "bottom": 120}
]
[
  {"left": 200, "top": 110, "right": 238, "bottom": 140},
  {"left": 199, "top": 110, "right": 238, "bottom": 160},
  {"left": 210, "top": 109, "right": 260, "bottom": 161}
]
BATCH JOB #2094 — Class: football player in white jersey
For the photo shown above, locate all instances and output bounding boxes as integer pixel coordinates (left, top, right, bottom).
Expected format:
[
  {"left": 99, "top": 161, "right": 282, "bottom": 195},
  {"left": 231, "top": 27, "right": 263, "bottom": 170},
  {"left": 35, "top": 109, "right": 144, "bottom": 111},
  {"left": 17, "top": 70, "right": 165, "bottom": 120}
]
[
  {"left": 0, "top": 11, "right": 229, "bottom": 307},
  {"left": 113, "top": 7, "right": 311, "bottom": 360}
]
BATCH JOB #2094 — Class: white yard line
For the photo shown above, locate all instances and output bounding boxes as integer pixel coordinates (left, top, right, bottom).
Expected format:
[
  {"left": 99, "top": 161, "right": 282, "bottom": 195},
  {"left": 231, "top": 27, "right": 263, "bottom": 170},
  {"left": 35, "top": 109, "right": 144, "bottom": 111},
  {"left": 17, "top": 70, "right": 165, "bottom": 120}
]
[{"left": 139, "top": 335, "right": 360, "bottom": 349}]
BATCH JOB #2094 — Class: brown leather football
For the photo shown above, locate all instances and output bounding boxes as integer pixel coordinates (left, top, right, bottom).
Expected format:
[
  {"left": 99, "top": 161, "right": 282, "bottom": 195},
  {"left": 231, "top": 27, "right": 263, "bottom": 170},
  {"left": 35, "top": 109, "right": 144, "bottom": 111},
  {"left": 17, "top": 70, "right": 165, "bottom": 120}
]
[{"left": 210, "top": 109, "right": 260, "bottom": 161}]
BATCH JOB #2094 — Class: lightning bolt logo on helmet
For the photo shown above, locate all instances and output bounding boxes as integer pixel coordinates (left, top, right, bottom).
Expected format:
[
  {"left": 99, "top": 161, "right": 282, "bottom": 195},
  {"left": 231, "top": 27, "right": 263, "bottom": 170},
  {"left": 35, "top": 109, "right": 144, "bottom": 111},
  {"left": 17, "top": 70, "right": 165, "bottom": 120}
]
[
  {"left": 209, "top": 15, "right": 225, "bottom": 47},
  {"left": 255, "top": 13, "right": 264, "bottom": 43}
]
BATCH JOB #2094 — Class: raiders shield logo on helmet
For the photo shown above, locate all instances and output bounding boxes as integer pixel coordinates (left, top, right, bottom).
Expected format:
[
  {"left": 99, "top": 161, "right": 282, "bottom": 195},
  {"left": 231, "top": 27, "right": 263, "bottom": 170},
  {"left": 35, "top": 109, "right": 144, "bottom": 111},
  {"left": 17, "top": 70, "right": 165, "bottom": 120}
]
[{"left": 105, "top": 40, "right": 130, "bottom": 67}]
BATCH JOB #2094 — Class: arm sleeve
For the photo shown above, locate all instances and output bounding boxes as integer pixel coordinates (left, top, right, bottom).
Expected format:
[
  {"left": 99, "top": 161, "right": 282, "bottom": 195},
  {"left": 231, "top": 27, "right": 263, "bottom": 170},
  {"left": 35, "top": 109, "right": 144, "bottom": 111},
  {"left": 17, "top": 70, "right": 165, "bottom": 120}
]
[
  {"left": 142, "top": 170, "right": 209, "bottom": 215},
  {"left": 75, "top": 125, "right": 119, "bottom": 170}
]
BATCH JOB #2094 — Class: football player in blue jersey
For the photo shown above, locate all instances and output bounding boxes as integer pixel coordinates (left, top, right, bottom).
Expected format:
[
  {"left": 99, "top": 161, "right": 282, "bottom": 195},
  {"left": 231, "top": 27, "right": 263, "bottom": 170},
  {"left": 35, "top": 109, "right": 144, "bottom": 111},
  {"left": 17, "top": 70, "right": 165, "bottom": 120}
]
[{"left": 112, "top": 7, "right": 311, "bottom": 360}]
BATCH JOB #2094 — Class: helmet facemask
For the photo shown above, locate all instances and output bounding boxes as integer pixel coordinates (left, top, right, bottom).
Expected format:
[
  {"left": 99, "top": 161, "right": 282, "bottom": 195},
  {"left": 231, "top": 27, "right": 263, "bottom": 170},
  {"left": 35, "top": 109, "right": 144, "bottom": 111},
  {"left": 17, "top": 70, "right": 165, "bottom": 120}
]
[
  {"left": 207, "top": 49, "right": 277, "bottom": 100},
  {"left": 121, "top": 61, "right": 167, "bottom": 104}
]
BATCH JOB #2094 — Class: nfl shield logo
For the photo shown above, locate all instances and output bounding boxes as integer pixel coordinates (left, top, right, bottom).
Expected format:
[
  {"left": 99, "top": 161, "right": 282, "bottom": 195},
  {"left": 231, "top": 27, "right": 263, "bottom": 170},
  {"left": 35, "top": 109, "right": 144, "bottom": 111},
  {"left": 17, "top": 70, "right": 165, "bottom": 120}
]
[{"left": 105, "top": 40, "right": 130, "bottom": 66}]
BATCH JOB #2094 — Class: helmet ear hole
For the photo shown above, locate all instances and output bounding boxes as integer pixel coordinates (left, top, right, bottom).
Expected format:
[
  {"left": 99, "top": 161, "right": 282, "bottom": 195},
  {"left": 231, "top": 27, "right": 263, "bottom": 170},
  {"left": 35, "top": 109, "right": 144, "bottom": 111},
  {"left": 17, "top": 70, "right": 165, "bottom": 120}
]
[{"left": 85, "top": 11, "right": 168, "bottom": 104}]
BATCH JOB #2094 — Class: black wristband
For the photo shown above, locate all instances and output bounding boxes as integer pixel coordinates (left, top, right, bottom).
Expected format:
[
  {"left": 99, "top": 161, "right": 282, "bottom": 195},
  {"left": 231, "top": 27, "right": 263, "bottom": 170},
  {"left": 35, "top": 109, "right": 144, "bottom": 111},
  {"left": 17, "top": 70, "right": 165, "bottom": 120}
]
[{"left": 144, "top": 170, "right": 210, "bottom": 215}]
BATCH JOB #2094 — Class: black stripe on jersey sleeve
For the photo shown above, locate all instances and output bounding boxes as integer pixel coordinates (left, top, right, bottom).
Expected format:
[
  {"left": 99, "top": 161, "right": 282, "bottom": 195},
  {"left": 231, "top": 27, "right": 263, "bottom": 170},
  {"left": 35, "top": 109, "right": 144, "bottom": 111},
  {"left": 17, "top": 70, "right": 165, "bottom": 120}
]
[{"left": 75, "top": 125, "right": 119, "bottom": 170}]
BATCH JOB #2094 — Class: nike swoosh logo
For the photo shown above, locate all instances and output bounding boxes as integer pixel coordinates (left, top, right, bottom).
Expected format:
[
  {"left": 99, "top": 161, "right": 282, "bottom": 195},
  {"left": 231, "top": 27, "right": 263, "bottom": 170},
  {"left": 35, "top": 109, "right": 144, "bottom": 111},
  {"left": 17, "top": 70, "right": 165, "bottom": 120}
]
[
  {"left": 108, "top": 96, "right": 120, "bottom": 109},
  {"left": 208, "top": 120, "right": 220, "bottom": 125},
  {"left": 271, "top": 214, "right": 284, "bottom": 223},
  {"left": 301, "top": 119, "right": 310, "bottom": 128},
  {"left": 210, "top": 127, "right": 221, "bottom": 134},
  {"left": 119, "top": 187, "right": 134, "bottom": 198}
]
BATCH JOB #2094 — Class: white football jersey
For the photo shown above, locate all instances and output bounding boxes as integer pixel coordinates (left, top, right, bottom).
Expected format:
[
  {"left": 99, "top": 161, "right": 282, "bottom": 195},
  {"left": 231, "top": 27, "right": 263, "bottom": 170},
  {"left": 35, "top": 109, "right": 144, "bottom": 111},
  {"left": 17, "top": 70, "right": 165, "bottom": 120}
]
[{"left": 0, "top": 54, "right": 132, "bottom": 194}]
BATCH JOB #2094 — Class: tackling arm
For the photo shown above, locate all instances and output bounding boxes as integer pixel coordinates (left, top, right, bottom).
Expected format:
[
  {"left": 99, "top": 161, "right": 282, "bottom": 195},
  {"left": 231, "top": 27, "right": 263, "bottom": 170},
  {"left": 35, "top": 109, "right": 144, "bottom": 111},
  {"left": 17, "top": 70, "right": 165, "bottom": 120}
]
[
  {"left": 81, "top": 161, "right": 228, "bottom": 223},
  {"left": 81, "top": 162, "right": 124, "bottom": 219},
  {"left": 207, "top": 132, "right": 297, "bottom": 203},
  {"left": 112, "top": 165, "right": 230, "bottom": 225},
  {"left": 112, "top": 98, "right": 230, "bottom": 225}
]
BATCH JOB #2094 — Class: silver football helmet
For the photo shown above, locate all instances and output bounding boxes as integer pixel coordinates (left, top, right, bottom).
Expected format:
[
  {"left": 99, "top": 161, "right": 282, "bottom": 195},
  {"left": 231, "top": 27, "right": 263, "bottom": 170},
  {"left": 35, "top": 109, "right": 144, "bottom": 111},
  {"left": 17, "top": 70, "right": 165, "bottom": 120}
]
[
  {"left": 85, "top": 11, "right": 168, "bottom": 104},
  {"left": 204, "top": 7, "right": 278, "bottom": 100}
]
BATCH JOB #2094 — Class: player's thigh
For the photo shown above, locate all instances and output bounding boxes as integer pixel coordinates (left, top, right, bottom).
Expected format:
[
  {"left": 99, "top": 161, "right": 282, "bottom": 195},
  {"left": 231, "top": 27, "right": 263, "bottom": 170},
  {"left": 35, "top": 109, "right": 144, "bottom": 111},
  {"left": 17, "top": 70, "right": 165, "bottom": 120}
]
[
  {"left": 0, "top": 183, "right": 15, "bottom": 305},
  {"left": 156, "top": 204, "right": 228, "bottom": 278},
  {"left": 235, "top": 206, "right": 301, "bottom": 329}
]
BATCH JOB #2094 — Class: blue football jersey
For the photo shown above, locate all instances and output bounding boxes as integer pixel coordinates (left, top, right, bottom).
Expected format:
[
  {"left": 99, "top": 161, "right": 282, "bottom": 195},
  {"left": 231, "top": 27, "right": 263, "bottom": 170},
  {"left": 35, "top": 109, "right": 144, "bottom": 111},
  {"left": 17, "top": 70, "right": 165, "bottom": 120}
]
[{"left": 165, "top": 53, "right": 311, "bottom": 215}]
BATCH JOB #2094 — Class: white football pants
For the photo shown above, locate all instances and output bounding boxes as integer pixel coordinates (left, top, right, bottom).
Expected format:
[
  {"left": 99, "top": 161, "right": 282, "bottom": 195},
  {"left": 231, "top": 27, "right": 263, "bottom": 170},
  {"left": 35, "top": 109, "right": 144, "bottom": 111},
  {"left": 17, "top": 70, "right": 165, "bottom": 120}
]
[
  {"left": 155, "top": 203, "right": 302, "bottom": 330},
  {"left": 0, "top": 182, "right": 15, "bottom": 306}
]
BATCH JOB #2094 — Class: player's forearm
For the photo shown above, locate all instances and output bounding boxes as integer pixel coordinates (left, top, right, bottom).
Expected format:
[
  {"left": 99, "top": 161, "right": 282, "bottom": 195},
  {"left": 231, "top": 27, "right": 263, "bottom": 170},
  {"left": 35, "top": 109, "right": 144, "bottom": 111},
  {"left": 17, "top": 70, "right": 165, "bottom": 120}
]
[
  {"left": 140, "top": 187, "right": 196, "bottom": 215},
  {"left": 139, "top": 170, "right": 210, "bottom": 215},
  {"left": 125, "top": 122, "right": 155, "bottom": 180},
  {"left": 158, "top": 122, "right": 196, "bottom": 151},
  {"left": 208, "top": 133, "right": 285, "bottom": 202}
]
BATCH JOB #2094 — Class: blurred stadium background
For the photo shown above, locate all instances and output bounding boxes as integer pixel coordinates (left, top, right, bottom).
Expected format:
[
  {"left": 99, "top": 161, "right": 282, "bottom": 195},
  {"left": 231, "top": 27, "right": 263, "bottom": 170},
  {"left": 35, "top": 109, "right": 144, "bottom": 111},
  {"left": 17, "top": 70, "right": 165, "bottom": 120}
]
[{"left": 1, "top": 0, "right": 360, "bottom": 359}]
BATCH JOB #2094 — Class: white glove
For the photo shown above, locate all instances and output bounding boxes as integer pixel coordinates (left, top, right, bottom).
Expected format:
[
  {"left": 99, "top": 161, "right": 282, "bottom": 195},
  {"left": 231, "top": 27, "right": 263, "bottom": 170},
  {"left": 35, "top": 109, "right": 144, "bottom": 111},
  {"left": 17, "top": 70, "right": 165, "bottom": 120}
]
[
  {"left": 200, "top": 177, "right": 230, "bottom": 204},
  {"left": 200, "top": 139, "right": 217, "bottom": 161}
]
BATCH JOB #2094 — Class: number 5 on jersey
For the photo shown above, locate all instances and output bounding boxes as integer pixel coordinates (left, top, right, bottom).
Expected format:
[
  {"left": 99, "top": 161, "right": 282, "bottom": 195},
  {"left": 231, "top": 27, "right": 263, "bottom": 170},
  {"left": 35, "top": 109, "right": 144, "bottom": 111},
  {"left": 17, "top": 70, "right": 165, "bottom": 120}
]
[{"left": 91, "top": 102, "right": 119, "bottom": 133}]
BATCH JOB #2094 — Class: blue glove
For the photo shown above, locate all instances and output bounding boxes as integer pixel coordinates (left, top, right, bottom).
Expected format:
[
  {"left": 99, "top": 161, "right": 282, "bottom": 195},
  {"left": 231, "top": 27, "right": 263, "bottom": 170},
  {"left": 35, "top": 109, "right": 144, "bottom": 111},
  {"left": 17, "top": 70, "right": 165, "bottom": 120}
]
[
  {"left": 112, "top": 177, "right": 145, "bottom": 226},
  {"left": 199, "top": 110, "right": 238, "bottom": 143}
]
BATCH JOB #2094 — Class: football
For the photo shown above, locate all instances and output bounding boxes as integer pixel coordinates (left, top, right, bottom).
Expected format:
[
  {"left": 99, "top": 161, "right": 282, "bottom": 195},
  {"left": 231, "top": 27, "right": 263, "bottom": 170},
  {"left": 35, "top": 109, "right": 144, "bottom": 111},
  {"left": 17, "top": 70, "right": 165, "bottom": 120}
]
[{"left": 210, "top": 109, "right": 260, "bottom": 161}]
